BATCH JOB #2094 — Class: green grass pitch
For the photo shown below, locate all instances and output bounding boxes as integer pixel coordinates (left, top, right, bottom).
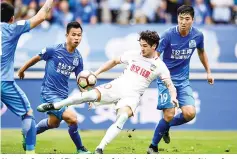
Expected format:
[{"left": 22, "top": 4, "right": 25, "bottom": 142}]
[{"left": 1, "top": 129, "right": 237, "bottom": 154}]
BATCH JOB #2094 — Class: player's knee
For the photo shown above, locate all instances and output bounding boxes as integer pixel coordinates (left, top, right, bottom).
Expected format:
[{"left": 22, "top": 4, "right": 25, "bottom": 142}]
[
  {"left": 115, "top": 113, "right": 129, "bottom": 130},
  {"left": 22, "top": 112, "right": 35, "bottom": 121},
  {"left": 183, "top": 109, "right": 196, "bottom": 121},
  {"left": 68, "top": 117, "right": 78, "bottom": 125},
  {"left": 26, "top": 109, "right": 34, "bottom": 116},
  {"left": 163, "top": 108, "right": 175, "bottom": 122},
  {"left": 164, "top": 113, "right": 175, "bottom": 122},
  {"left": 48, "top": 122, "right": 60, "bottom": 128},
  {"left": 117, "top": 106, "right": 133, "bottom": 117}
]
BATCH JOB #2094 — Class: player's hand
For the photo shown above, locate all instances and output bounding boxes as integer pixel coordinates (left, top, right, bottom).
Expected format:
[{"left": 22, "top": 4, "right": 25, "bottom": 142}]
[
  {"left": 207, "top": 73, "right": 214, "bottom": 85},
  {"left": 171, "top": 98, "right": 179, "bottom": 108},
  {"left": 93, "top": 71, "right": 99, "bottom": 77},
  {"left": 88, "top": 102, "right": 95, "bottom": 110},
  {"left": 18, "top": 70, "right": 25, "bottom": 79}
]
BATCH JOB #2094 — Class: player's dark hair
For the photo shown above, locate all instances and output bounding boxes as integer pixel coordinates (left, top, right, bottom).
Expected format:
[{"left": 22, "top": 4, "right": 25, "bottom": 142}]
[
  {"left": 1, "top": 2, "right": 14, "bottom": 23},
  {"left": 177, "top": 5, "right": 194, "bottom": 18},
  {"left": 139, "top": 30, "right": 160, "bottom": 50},
  {"left": 66, "top": 21, "right": 83, "bottom": 34}
]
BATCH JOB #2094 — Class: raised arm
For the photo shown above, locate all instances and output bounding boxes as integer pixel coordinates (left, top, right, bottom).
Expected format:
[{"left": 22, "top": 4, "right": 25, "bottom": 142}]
[
  {"left": 197, "top": 48, "right": 214, "bottom": 85},
  {"left": 18, "top": 55, "right": 41, "bottom": 79},
  {"left": 94, "top": 57, "right": 121, "bottom": 77},
  {"left": 29, "top": 0, "right": 54, "bottom": 29}
]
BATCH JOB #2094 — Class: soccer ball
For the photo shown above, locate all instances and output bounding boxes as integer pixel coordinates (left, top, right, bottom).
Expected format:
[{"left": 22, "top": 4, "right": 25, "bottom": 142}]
[{"left": 77, "top": 70, "right": 97, "bottom": 89}]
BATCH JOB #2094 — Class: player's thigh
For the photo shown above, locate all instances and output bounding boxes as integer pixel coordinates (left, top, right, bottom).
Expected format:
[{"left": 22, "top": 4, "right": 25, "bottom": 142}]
[
  {"left": 116, "top": 96, "right": 140, "bottom": 117},
  {"left": 41, "top": 96, "right": 67, "bottom": 121},
  {"left": 62, "top": 109, "right": 78, "bottom": 125},
  {"left": 95, "top": 83, "right": 120, "bottom": 104},
  {"left": 177, "top": 85, "right": 195, "bottom": 107},
  {"left": 1, "top": 81, "right": 31, "bottom": 116},
  {"left": 48, "top": 114, "right": 61, "bottom": 128},
  {"left": 157, "top": 83, "right": 175, "bottom": 110}
]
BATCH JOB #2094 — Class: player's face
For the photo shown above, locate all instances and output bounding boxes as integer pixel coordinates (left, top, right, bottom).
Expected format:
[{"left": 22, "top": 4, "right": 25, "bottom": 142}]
[
  {"left": 178, "top": 13, "right": 193, "bottom": 32},
  {"left": 66, "top": 28, "right": 82, "bottom": 48},
  {"left": 139, "top": 39, "right": 154, "bottom": 58}
]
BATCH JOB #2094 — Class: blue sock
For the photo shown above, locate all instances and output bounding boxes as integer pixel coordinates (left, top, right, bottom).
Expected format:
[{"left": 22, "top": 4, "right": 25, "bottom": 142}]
[
  {"left": 169, "top": 113, "right": 188, "bottom": 127},
  {"left": 151, "top": 118, "right": 170, "bottom": 146},
  {"left": 68, "top": 124, "right": 83, "bottom": 149},
  {"left": 36, "top": 118, "right": 51, "bottom": 134},
  {"left": 22, "top": 114, "right": 36, "bottom": 151}
]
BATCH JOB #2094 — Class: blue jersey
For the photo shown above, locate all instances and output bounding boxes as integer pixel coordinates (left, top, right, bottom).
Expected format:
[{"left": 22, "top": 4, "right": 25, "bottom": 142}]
[
  {"left": 39, "top": 43, "right": 83, "bottom": 101},
  {"left": 1, "top": 20, "right": 31, "bottom": 81},
  {"left": 157, "top": 26, "right": 204, "bottom": 84}
]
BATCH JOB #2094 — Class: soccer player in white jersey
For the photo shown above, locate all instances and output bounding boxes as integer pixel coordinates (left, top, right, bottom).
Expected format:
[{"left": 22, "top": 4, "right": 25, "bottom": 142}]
[
  {"left": 37, "top": 30, "right": 179, "bottom": 154},
  {"left": 1, "top": 0, "right": 54, "bottom": 153}
]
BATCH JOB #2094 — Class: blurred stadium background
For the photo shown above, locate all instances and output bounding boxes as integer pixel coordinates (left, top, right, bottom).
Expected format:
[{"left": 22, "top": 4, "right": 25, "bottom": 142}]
[{"left": 1, "top": 0, "right": 237, "bottom": 154}]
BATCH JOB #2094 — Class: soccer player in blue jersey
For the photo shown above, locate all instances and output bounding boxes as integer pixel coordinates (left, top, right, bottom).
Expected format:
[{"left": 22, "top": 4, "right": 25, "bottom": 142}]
[
  {"left": 1, "top": 0, "right": 54, "bottom": 153},
  {"left": 147, "top": 5, "right": 214, "bottom": 154},
  {"left": 18, "top": 21, "right": 91, "bottom": 154}
]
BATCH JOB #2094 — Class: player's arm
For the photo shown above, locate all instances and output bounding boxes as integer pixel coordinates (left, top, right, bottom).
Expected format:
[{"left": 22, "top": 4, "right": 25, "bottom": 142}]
[
  {"left": 94, "top": 57, "right": 121, "bottom": 77},
  {"left": 29, "top": 0, "right": 54, "bottom": 29},
  {"left": 162, "top": 78, "right": 178, "bottom": 107},
  {"left": 158, "top": 61, "right": 178, "bottom": 107},
  {"left": 197, "top": 48, "right": 214, "bottom": 85},
  {"left": 18, "top": 55, "right": 41, "bottom": 79}
]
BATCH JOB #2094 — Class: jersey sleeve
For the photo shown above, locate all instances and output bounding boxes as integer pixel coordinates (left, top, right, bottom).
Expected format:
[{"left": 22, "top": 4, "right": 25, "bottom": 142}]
[
  {"left": 38, "top": 47, "right": 55, "bottom": 61},
  {"left": 75, "top": 56, "right": 84, "bottom": 77},
  {"left": 156, "top": 31, "right": 170, "bottom": 54},
  {"left": 156, "top": 60, "right": 171, "bottom": 80},
  {"left": 13, "top": 20, "right": 31, "bottom": 36},
  {"left": 197, "top": 32, "right": 204, "bottom": 49}
]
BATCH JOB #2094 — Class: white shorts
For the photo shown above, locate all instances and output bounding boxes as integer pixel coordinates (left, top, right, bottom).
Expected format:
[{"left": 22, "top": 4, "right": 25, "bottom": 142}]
[{"left": 95, "top": 82, "right": 141, "bottom": 114}]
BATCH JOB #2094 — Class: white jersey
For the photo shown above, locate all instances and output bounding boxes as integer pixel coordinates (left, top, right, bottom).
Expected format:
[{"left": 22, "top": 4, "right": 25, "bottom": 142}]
[{"left": 111, "top": 50, "right": 170, "bottom": 96}]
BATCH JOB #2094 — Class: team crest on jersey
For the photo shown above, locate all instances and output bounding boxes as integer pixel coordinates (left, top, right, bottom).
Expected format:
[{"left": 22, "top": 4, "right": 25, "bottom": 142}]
[
  {"left": 189, "top": 40, "right": 196, "bottom": 48},
  {"left": 73, "top": 58, "right": 79, "bottom": 66},
  {"left": 150, "top": 64, "right": 156, "bottom": 71}
]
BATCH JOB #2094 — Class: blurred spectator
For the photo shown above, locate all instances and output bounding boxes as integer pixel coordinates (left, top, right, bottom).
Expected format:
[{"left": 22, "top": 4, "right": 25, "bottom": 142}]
[
  {"left": 23, "top": 0, "right": 38, "bottom": 19},
  {"left": 166, "top": 0, "right": 183, "bottom": 23},
  {"left": 140, "top": 0, "right": 159, "bottom": 23},
  {"left": 232, "top": 0, "right": 237, "bottom": 24},
  {"left": 193, "top": 0, "right": 212, "bottom": 24},
  {"left": 55, "top": 0, "right": 74, "bottom": 27},
  {"left": 94, "top": 0, "right": 102, "bottom": 23},
  {"left": 133, "top": 0, "right": 146, "bottom": 24},
  {"left": 154, "top": 0, "right": 169, "bottom": 23},
  {"left": 75, "top": 0, "right": 97, "bottom": 24},
  {"left": 134, "top": 0, "right": 160, "bottom": 24},
  {"left": 68, "top": 0, "right": 78, "bottom": 13},
  {"left": 211, "top": 0, "right": 234, "bottom": 24},
  {"left": 118, "top": 0, "right": 134, "bottom": 24},
  {"left": 107, "top": 0, "right": 123, "bottom": 23},
  {"left": 14, "top": 0, "right": 28, "bottom": 20}
]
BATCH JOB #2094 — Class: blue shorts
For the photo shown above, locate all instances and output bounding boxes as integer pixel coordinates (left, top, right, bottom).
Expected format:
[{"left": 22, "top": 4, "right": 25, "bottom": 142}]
[
  {"left": 41, "top": 96, "right": 67, "bottom": 120},
  {"left": 1, "top": 81, "right": 31, "bottom": 116},
  {"left": 157, "top": 83, "right": 195, "bottom": 110}
]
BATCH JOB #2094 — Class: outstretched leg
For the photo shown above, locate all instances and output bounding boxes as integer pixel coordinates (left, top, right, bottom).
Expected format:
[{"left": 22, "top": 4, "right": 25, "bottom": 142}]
[
  {"left": 95, "top": 106, "right": 132, "bottom": 154},
  {"left": 37, "top": 89, "right": 100, "bottom": 112}
]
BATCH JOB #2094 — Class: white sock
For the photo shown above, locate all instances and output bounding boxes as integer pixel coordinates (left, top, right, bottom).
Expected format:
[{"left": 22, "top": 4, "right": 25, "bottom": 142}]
[
  {"left": 54, "top": 90, "right": 98, "bottom": 109},
  {"left": 97, "top": 113, "right": 128, "bottom": 150}
]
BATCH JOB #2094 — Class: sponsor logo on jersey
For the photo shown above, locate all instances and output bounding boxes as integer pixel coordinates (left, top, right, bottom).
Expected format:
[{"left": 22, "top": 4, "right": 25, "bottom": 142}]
[
  {"left": 189, "top": 40, "right": 196, "bottom": 48},
  {"left": 73, "top": 57, "right": 79, "bottom": 66},
  {"left": 150, "top": 64, "right": 156, "bottom": 71}
]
